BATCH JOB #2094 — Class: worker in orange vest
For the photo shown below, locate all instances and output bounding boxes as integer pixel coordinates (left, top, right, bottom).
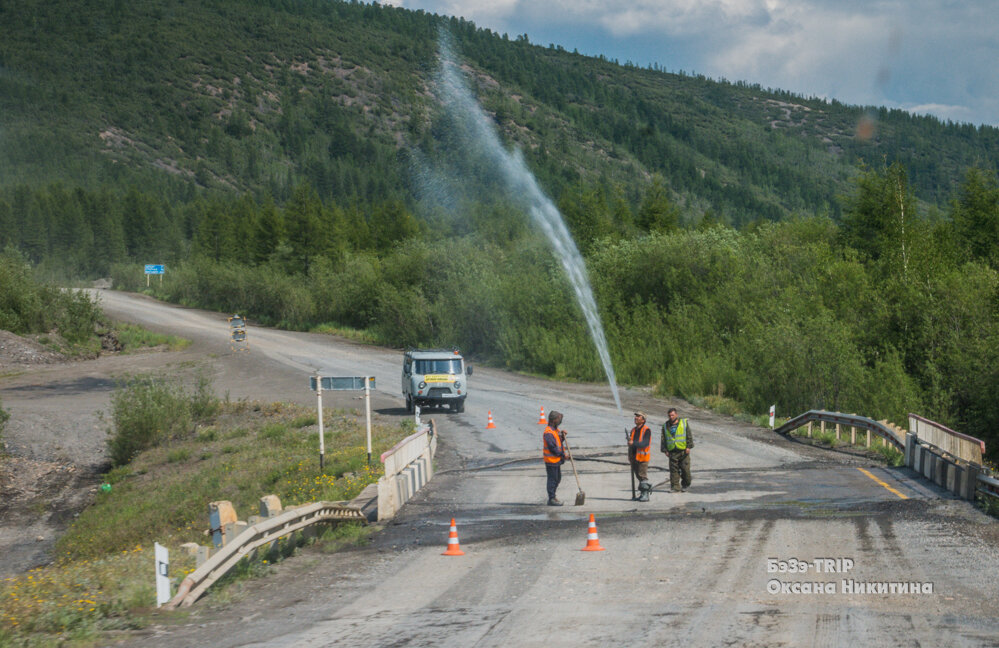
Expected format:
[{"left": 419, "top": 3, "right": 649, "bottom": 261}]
[
  {"left": 629, "top": 411, "right": 653, "bottom": 501},
  {"left": 542, "top": 410, "right": 568, "bottom": 506}
]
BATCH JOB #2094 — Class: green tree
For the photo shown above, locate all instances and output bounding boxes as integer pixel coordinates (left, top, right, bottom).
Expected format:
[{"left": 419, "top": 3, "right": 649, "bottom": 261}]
[
  {"left": 191, "top": 199, "right": 237, "bottom": 262},
  {"left": 951, "top": 167, "right": 999, "bottom": 267},
  {"left": 839, "top": 161, "right": 918, "bottom": 279},
  {"left": 80, "top": 188, "right": 126, "bottom": 275},
  {"left": 283, "top": 183, "right": 327, "bottom": 273},
  {"left": 252, "top": 196, "right": 284, "bottom": 265},
  {"left": 636, "top": 176, "right": 680, "bottom": 233},
  {"left": 369, "top": 200, "right": 419, "bottom": 251},
  {"left": 557, "top": 183, "right": 616, "bottom": 253}
]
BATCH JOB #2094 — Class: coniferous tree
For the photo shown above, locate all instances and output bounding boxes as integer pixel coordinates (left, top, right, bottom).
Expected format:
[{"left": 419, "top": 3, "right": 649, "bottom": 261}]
[
  {"left": 636, "top": 176, "right": 680, "bottom": 233},
  {"left": 252, "top": 196, "right": 284, "bottom": 265},
  {"left": 951, "top": 167, "right": 999, "bottom": 268},
  {"left": 283, "top": 183, "right": 326, "bottom": 273}
]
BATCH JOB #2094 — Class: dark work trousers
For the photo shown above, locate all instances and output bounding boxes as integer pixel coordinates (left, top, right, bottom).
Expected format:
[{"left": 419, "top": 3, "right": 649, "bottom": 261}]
[
  {"left": 629, "top": 450, "right": 649, "bottom": 482},
  {"left": 545, "top": 462, "right": 563, "bottom": 500},
  {"left": 668, "top": 449, "right": 692, "bottom": 491}
]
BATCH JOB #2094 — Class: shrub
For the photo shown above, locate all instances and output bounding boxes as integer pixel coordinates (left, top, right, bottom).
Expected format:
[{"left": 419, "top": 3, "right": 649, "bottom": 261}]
[
  {"left": 0, "top": 251, "right": 102, "bottom": 342},
  {"left": 190, "top": 372, "right": 222, "bottom": 420},
  {"left": 873, "top": 443, "right": 904, "bottom": 466},
  {"left": 106, "top": 376, "right": 191, "bottom": 467}
]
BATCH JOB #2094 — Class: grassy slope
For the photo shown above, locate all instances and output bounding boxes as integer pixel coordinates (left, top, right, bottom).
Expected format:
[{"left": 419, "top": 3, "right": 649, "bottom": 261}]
[{"left": 1, "top": 399, "right": 405, "bottom": 644}]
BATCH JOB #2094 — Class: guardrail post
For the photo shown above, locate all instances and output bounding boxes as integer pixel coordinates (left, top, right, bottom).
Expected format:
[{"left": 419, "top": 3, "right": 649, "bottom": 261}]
[
  {"left": 850, "top": 426, "right": 856, "bottom": 445},
  {"left": 904, "top": 433, "right": 916, "bottom": 468},
  {"left": 946, "top": 461, "right": 958, "bottom": 493},
  {"left": 835, "top": 423, "right": 841, "bottom": 441},
  {"left": 806, "top": 421, "right": 812, "bottom": 438},
  {"left": 820, "top": 420, "right": 826, "bottom": 437},
  {"left": 866, "top": 429, "right": 871, "bottom": 448},
  {"left": 963, "top": 464, "right": 979, "bottom": 500},
  {"left": 209, "top": 501, "right": 237, "bottom": 549},
  {"left": 933, "top": 456, "right": 946, "bottom": 488}
]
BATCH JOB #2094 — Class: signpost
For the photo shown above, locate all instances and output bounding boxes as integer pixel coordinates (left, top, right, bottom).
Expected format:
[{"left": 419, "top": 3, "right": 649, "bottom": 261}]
[
  {"left": 310, "top": 375, "right": 377, "bottom": 468},
  {"left": 144, "top": 264, "right": 165, "bottom": 287},
  {"left": 154, "top": 542, "right": 170, "bottom": 607}
]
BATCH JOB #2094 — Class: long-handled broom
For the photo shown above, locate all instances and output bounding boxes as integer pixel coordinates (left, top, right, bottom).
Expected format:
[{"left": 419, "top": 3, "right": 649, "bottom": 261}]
[
  {"left": 563, "top": 438, "right": 586, "bottom": 505},
  {"left": 626, "top": 427, "right": 635, "bottom": 501}
]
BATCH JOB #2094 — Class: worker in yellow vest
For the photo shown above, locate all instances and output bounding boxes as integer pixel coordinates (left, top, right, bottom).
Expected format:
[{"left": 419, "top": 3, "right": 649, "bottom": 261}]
[
  {"left": 661, "top": 407, "right": 694, "bottom": 492},
  {"left": 628, "top": 412, "right": 653, "bottom": 501}
]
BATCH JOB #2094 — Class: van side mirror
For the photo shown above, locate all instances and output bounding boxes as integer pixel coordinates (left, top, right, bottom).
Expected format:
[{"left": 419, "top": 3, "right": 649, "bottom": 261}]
[{"left": 466, "top": 366, "right": 473, "bottom": 376}]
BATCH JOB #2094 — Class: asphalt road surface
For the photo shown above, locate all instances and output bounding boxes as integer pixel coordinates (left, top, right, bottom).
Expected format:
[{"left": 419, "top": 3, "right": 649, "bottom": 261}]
[{"left": 53, "top": 291, "right": 999, "bottom": 646}]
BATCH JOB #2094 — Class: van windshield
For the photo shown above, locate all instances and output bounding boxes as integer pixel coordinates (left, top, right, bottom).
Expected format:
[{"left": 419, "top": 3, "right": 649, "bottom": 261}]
[{"left": 414, "top": 358, "right": 462, "bottom": 375}]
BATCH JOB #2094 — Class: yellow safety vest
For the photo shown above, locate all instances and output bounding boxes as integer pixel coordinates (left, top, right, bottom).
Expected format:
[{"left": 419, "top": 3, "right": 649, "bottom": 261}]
[{"left": 664, "top": 419, "right": 688, "bottom": 451}]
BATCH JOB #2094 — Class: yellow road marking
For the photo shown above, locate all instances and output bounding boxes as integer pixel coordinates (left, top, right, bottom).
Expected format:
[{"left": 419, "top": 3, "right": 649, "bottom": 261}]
[{"left": 857, "top": 467, "right": 909, "bottom": 500}]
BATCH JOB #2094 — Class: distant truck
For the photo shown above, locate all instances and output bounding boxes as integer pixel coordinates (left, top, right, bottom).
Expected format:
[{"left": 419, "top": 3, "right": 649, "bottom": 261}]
[{"left": 402, "top": 348, "right": 472, "bottom": 413}]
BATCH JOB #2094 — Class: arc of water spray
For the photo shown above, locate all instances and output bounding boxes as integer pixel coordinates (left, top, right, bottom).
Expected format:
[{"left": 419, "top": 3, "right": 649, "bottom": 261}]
[{"left": 435, "top": 33, "right": 622, "bottom": 412}]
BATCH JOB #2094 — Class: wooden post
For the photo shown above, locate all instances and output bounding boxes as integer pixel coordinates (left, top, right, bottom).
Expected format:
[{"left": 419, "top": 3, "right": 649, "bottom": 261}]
[
  {"left": 820, "top": 420, "right": 826, "bottom": 437},
  {"left": 807, "top": 421, "right": 812, "bottom": 438},
  {"left": 866, "top": 429, "right": 871, "bottom": 448},
  {"left": 851, "top": 426, "right": 856, "bottom": 445},
  {"left": 835, "top": 423, "right": 840, "bottom": 441}
]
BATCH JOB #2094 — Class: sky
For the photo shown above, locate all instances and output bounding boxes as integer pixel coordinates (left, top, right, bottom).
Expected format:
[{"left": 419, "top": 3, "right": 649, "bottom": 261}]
[{"left": 384, "top": 0, "right": 999, "bottom": 128}]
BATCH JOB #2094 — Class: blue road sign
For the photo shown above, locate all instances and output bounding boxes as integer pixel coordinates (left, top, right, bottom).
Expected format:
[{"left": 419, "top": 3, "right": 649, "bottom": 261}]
[{"left": 144, "top": 264, "right": 165, "bottom": 275}]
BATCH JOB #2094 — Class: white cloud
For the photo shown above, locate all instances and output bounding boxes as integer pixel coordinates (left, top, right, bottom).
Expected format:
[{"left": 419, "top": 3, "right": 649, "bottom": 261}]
[
  {"left": 708, "top": 7, "right": 891, "bottom": 92},
  {"left": 905, "top": 103, "right": 977, "bottom": 123},
  {"left": 392, "top": 0, "right": 999, "bottom": 126}
]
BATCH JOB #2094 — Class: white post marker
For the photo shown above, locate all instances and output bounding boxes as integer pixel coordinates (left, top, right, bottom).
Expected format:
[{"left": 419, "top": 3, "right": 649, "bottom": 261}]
[
  {"left": 365, "top": 375, "right": 373, "bottom": 465},
  {"left": 316, "top": 374, "right": 325, "bottom": 470},
  {"left": 154, "top": 542, "right": 170, "bottom": 607},
  {"left": 769, "top": 404, "right": 776, "bottom": 429}
]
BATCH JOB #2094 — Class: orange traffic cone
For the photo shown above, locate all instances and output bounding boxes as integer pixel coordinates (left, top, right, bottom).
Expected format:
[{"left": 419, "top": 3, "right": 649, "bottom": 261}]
[
  {"left": 538, "top": 406, "right": 547, "bottom": 425},
  {"left": 442, "top": 518, "right": 465, "bottom": 556},
  {"left": 486, "top": 411, "right": 497, "bottom": 429},
  {"left": 581, "top": 513, "right": 606, "bottom": 551}
]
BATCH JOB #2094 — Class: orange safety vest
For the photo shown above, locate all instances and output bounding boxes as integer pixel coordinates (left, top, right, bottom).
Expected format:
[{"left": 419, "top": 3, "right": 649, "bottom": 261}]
[
  {"left": 630, "top": 424, "right": 651, "bottom": 462},
  {"left": 542, "top": 426, "right": 564, "bottom": 464}
]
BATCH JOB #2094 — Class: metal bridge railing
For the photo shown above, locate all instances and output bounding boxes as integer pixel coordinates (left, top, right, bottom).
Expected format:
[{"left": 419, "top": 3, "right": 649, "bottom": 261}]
[
  {"left": 775, "top": 410, "right": 905, "bottom": 451},
  {"left": 777, "top": 410, "right": 998, "bottom": 507},
  {"left": 164, "top": 501, "right": 366, "bottom": 609}
]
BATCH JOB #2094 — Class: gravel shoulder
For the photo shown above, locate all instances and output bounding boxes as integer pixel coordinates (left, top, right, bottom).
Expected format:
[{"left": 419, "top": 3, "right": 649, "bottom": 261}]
[{"left": 0, "top": 326, "right": 212, "bottom": 575}]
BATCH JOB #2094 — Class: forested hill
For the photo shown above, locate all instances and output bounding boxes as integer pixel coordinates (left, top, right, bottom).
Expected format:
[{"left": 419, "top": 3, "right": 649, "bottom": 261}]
[
  {"left": 3, "top": 0, "right": 999, "bottom": 457},
  {"left": 1, "top": 0, "right": 997, "bottom": 228}
]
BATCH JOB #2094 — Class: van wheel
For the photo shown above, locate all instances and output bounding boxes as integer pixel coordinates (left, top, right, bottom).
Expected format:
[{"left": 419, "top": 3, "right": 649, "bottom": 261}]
[
  {"left": 405, "top": 395, "right": 413, "bottom": 413},
  {"left": 453, "top": 400, "right": 464, "bottom": 414}
]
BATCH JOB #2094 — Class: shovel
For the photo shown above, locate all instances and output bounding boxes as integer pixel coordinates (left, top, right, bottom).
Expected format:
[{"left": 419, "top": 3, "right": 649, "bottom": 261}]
[{"left": 562, "top": 437, "right": 586, "bottom": 506}]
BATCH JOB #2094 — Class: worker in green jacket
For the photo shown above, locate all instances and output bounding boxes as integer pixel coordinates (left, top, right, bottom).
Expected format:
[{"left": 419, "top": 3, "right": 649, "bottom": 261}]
[{"left": 661, "top": 407, "right": 694, "bottom": 492}]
